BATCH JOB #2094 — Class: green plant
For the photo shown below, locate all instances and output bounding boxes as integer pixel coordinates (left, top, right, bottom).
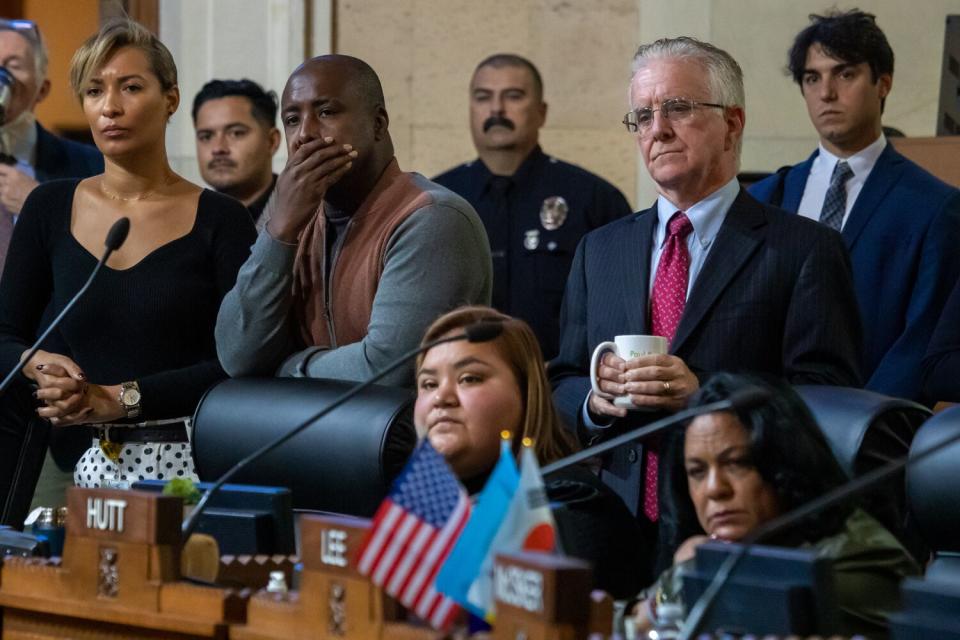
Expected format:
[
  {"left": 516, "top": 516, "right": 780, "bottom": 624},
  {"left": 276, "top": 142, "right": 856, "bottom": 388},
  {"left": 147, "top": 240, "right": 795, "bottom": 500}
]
[{"left": 162, "top": 478, "right": 202, "bottom": 505}]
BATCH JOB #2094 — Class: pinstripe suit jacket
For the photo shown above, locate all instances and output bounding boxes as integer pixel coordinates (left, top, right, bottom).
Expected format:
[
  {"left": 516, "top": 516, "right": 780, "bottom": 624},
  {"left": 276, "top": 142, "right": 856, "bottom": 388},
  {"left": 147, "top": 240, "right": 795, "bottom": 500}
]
[{"left": 548, "top": 189, "right": 863, "bottom": 514}]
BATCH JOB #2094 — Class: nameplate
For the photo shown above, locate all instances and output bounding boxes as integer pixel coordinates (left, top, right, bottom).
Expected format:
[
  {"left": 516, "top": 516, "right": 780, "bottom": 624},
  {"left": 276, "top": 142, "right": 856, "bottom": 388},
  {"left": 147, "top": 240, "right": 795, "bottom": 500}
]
[
  {"left": 494, "top": 563, "right": 545, "bottom": 614},
  {"left": 66, "top": 487, "right": 182, "bottom": 545},
  {"left": 299, "top": 514, "right": 372, "bottom": 576},
  {"left": 494, "top": 551, "right": 591, "bottom": 624}
]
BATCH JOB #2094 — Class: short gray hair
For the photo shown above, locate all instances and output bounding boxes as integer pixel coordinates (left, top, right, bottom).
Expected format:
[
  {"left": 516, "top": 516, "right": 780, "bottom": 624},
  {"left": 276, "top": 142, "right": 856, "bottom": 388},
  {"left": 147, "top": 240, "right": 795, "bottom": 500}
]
[{"left": 629, "top": 37, "right": 744, "bottom": 110}]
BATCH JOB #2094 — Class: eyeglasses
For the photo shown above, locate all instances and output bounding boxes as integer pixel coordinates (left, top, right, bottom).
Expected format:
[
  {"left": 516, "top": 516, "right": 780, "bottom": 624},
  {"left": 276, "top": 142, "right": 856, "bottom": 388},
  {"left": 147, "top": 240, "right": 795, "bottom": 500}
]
[
  {"left": 623, "top": 98, "right": 726, "bottom": 134},
  {"left": 0, "top": 19, "right": 41, "bottom": 46}
]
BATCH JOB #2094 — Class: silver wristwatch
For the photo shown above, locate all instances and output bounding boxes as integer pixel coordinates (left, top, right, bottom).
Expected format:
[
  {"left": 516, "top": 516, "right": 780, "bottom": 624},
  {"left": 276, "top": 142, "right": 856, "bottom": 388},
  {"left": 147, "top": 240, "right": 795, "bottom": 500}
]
[{"left": 119, "top": 381, "right": 141, "bottom": 419}]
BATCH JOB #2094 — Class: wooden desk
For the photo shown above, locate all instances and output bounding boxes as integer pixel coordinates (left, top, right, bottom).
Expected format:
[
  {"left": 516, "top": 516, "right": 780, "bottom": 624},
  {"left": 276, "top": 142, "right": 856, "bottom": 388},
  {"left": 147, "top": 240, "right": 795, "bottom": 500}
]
[{"left": 0, "top": 487, "right": 246, "bottom": 639}]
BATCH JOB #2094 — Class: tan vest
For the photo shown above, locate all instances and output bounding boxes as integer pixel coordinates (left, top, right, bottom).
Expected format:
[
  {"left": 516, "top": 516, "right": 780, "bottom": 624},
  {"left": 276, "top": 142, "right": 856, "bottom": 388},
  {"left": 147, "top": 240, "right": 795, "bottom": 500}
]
[{"left": 292, "top": 158, "right": 432, "bottom": 348}]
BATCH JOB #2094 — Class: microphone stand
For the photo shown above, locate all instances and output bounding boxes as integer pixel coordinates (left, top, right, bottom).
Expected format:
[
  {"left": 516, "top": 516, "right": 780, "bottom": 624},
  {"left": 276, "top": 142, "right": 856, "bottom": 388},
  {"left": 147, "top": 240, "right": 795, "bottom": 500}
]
[
  {"left": 181, "top": 323, "right": 503, "bottom": 541},
  {"left": 540, "top": 387, "right": 770, "bottom": 477},
  {"left": 679, "top": 422, "right": 960, "bottom": 640},
  {"left": 0, "top": 217, "right": 130, "bottom": 395}
]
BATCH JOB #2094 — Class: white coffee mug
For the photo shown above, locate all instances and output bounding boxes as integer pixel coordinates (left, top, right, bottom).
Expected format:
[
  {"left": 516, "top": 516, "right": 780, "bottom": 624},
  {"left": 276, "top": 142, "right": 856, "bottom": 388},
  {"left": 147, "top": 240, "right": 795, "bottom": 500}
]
[{"left": 590, "top": 335, "right": 668, "bottom": 409}]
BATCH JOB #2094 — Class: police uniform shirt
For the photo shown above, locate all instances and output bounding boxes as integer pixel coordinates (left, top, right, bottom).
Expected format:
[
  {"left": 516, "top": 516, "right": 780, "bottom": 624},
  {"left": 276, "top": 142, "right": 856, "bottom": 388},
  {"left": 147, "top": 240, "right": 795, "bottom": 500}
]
[{"left": 434, "top": 146, "right": 632, "bottom": 359}]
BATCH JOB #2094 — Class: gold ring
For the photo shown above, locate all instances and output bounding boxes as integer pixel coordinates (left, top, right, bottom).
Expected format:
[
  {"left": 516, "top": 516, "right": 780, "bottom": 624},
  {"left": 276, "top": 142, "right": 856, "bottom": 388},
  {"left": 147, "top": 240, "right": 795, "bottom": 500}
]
[{"left": 663, "top": 381, "right": 671, "bottom": 393}]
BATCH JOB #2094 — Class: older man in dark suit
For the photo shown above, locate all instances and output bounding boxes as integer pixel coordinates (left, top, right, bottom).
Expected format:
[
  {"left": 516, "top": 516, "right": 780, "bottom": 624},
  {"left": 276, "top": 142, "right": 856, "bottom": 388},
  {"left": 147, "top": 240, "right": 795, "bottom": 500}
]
[
  {"left": 548, "top": 36, "right": 861, "bottom": 580},
  {"left": 0, "top": 19, "right": 103, "bottom": 277},
  {"left": 0, "top": 19, "right": 102, "bottom": 521}
]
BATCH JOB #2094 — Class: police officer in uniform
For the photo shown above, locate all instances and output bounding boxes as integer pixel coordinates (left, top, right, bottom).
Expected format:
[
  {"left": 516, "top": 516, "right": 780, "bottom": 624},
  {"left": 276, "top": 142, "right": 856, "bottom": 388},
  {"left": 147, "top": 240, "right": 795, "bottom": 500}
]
[{"left": 434, "top": 54, "right": 632, "bottom": 360}]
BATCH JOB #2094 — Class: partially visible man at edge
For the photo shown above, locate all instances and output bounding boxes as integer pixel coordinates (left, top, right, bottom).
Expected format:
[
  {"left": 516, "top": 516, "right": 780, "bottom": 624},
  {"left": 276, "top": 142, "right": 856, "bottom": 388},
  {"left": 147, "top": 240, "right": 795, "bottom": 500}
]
[
  {"left": 434, "top": 54, "right": 632, "bottom": 360},
  {"left": 0, "top": 18, "right": 102, "bottom": 277},
  {"left": 749, "top": 10, "right": 960, "bottom": 402},
  {"left": 0, "top": 19, "right": 102, "bottom": 512},
  {"left": 215, "top": 55, "right": 492, "bottom": 386},
  {"left": 192, "top": 78, "right": 280, "bottom": 224}
]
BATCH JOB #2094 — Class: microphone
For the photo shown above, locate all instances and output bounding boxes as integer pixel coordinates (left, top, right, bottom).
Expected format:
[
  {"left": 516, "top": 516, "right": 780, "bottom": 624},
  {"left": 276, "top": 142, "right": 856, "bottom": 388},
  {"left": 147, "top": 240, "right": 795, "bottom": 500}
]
[
  {"left": 678, "top": 418, "right": 960, "bottom": 639},
  {"left": 181, "top": 320, "right": 505, "bottom": 541},
  {"left": 540, "top": 386, "right": 771, "bottom": 477},
  {"left": 0, "top": 217, "right": 131, "bottom": 395}
]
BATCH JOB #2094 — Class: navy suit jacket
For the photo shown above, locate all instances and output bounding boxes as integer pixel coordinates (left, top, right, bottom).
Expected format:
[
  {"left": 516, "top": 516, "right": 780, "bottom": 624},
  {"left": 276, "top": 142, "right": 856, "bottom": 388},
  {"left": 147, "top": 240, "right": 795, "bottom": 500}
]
[
  {"left": 749, "top": 145, "right": 960, "bottom": 401},
  {"left": 34, "top": 123, "right": 103, "bottom": 182},
  {"left": 548, "top": 189, "right": 862, "bottom": 514},
  {"left": 921, "top": 276, "right": 960, "bottom": 402}
]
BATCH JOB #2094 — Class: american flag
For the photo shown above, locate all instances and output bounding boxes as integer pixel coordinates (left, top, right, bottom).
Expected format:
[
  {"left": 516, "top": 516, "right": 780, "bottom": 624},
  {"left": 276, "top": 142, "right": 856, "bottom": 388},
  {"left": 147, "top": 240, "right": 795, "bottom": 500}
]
[{"left": 356, "top": 440, "right": 472, "bottom": 630}]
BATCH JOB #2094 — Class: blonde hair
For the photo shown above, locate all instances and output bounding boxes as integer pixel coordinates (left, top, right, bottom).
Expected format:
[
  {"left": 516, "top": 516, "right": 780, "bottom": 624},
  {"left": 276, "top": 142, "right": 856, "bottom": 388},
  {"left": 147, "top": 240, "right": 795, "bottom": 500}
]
[
  {"left": 69, "top": 18, "right": 177, "bottom": 100},
  {"left": 417, "top": 306, "right": 578, "bottom": 466}
]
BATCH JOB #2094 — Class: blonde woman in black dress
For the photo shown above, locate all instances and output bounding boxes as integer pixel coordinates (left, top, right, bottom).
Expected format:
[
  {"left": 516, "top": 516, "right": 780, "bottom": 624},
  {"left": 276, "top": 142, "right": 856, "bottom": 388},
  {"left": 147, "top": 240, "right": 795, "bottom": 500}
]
[{"left": 0, "top": 18, "right": 255, "bottom": 489}]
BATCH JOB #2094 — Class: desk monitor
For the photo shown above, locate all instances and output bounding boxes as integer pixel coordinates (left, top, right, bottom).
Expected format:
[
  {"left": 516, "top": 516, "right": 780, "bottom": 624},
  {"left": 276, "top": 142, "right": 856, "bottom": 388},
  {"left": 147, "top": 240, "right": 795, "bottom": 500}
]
[
  {"left": 890, "top": 577, "right": 960, "bottom": 639},
  {"left": 132, "top": 480, "right": 295, "bottom": 555},
  {"left": 681, "top": 541, "right": 839, "bottom": 637}
]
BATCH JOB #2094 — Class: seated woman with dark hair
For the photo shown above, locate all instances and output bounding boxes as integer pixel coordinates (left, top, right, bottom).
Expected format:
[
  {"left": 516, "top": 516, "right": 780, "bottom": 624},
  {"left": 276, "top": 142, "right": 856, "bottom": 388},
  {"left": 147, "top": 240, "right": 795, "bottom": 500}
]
[
  {"left": 414, "top": 305, "right": 645, "bottom": 598},
  {"left": 633, "top": 373, "right": 920, "bottom": 639}
]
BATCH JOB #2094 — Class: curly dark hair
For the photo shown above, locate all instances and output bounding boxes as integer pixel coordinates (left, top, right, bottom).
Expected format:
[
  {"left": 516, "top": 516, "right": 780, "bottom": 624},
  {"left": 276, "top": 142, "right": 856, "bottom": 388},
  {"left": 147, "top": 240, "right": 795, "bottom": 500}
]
[
  {"left": 787, "top": 9, "right": 894, "bottom": 83},
  {"left": 787, "top": 9, "right": 894, "bottom": 111},
  {"left": 658, "top": 373, "right": 853, "bottom": 567}
]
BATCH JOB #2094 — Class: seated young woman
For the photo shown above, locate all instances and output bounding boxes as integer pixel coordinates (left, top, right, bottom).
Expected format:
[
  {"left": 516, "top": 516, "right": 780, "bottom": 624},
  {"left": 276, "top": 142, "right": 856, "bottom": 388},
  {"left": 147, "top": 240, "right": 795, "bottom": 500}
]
[
  {"left": 0, "top": 18, "right": 255, "bottom": 492},
  {"left": 414, "top": 305, "right": 645, "bottom": 598},
  {"left": 632, "top": 373, "right": 920, "bottom": 639}
]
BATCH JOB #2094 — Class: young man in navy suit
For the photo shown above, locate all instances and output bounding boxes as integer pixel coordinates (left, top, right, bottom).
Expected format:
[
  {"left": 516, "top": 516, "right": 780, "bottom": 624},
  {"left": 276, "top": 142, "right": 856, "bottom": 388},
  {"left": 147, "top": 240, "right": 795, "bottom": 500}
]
[
  {"left": 549, "top": 37, "right": 861, "bottom": 580},
  {"left": 749, "top": 10, "right": 960, "bottom": 402}
]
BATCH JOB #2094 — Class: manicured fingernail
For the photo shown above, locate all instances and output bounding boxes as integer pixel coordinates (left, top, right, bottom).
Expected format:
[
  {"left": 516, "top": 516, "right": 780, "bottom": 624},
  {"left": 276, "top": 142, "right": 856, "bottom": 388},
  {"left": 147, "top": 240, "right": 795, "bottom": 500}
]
[
  {"left": 77, "top": 372, "right": 86, "bottom": 380},
  {"left": 324, "top": 136, "right": 333, "bottom": 143},
  {"left": 342, "top": 144, "right": 353, "bottom": 151},
  {"left": 36, "top": 364, "right": 44, "bottom": 370}
]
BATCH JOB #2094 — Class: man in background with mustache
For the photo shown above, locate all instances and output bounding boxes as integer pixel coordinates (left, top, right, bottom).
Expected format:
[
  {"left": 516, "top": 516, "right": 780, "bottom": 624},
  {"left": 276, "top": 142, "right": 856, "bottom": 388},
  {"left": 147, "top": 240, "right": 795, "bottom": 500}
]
[
  {"left": 434, "top": 54, "right": 632, "bottom": 360},
  {"left": 193, "top": 78, "right": 280, "bottom": 224}
]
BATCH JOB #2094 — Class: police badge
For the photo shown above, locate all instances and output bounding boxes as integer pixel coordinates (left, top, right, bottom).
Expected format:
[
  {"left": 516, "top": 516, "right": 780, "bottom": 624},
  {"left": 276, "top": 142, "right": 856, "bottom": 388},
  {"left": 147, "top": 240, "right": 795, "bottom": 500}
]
[
  {"left": 539, "top": 196, "right": 568, "bottom": 230},
  {"left": 524, "top": 229, "right": 540, "bottom": 250}
]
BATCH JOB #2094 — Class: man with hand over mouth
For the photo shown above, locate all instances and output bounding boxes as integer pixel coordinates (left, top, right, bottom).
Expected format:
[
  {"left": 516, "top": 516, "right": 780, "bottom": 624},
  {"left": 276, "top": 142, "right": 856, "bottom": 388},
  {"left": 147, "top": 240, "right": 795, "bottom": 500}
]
[{"left": 215, "top": 55, "right": 491, "bottom": 387}]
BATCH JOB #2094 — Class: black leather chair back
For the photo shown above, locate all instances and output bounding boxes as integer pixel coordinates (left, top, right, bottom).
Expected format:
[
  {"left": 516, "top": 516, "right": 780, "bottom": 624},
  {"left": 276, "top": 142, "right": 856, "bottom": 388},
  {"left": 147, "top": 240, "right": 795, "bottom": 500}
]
[
  {"left": 794, "top": 386, "right": 930, "bottom": 478},
  {"left": 192, "top": 377, "right": 416, "bottom": 517},
  {"left": 906, "top": 405, "right": 960, "bottom": 577},
  {"left": 794, "top": 385, "right": 931, "bottom": 563}
]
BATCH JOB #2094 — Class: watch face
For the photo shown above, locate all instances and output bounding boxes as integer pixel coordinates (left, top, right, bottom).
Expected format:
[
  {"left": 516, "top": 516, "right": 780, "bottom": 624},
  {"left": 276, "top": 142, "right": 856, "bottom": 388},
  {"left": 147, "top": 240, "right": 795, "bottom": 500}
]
[{"left": 122, "top": 387, "right": 141, "bottom": 406}]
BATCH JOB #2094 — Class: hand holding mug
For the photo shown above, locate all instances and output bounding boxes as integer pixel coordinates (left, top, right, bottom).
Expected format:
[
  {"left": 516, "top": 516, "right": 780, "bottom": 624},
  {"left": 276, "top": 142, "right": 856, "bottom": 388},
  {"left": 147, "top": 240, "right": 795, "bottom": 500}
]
[
  {"left": 622, "top": 353, "right": 700, "bottom": 412},
  {"left": 589, "top": 335, "right": 668, "bottom": 415}
]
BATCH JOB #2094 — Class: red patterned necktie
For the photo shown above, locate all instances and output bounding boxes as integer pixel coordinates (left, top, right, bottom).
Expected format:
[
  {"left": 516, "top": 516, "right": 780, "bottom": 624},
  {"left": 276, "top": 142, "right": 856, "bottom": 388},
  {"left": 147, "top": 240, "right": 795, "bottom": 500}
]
[{"left": 644, "top": 211, "right": 694, "bottom": 522}]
